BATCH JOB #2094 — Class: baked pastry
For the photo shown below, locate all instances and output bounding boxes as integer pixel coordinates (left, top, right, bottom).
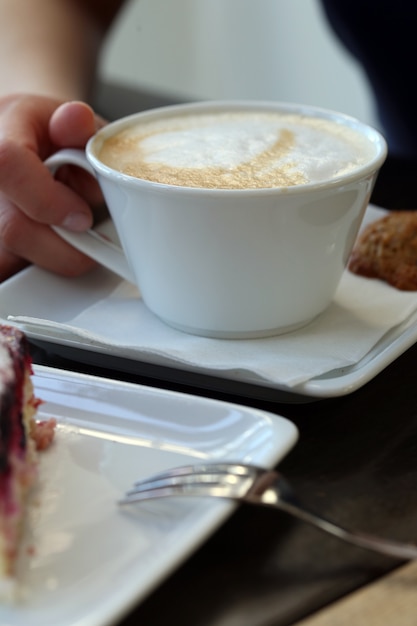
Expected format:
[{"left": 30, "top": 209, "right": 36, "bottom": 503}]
[
  {"left": 0, "top": 324, "right": 55, "bottom": 597},
  {"left": 348, "top": 211, "right": 417, "bottom": 290}
]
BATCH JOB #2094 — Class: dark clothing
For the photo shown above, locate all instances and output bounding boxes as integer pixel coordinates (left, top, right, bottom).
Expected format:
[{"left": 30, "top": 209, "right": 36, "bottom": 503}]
[
  {"left": 320, "top": 1, "right": 417, "bottom": 207},
  {"left": 320, "top": 0, "right": 417, "bottom": 157}
]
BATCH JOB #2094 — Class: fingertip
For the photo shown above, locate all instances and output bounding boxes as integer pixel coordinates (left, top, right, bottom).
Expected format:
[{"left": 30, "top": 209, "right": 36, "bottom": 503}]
[
  {"left": 49, "top": 101, "right": 99, "bottom": 147},
  {"left": 60, "top": 210, "right": 93, "bottom": 231}
]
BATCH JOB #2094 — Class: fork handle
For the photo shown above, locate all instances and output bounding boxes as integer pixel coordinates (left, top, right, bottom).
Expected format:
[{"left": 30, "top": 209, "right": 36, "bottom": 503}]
[{"left": 276, "top": 499, "right": 417, "bottom": 560}]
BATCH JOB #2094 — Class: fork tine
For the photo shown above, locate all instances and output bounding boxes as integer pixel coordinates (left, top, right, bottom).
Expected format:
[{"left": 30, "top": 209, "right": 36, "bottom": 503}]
[
  {"left": 119, "top": 476, "right": 239, "bottom": 505},
  {"left": 119, "top": 483, "right": 203, "bottom": 505},
  {"left": 132, "top": 462, "right": 255, "bottom": 488},
  {"left": 119, "top": 462, "right": 257, "bottom": 506},
  {"left": 128, "top": 473, "right": 223, "bottom": 496}
]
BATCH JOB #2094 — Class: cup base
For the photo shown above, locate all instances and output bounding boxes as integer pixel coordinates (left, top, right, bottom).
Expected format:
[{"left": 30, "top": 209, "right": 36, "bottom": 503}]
[{"left": 157, "top": 315, "right": 317, "bottom": 339}]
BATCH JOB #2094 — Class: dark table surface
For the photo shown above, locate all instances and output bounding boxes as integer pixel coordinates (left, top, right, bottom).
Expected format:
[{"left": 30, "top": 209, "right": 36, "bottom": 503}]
[{"left": 34, "top": 82, "right": 417, "bottom": 625}]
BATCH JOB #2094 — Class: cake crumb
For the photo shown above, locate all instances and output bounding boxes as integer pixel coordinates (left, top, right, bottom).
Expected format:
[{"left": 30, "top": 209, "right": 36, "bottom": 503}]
[{"left": 30, "top": 418, "right": 57, "bottom": 451}]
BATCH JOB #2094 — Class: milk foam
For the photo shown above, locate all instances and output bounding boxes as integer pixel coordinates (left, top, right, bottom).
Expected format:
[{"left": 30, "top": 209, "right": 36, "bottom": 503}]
[{"left": 97, "top": 111, "right": 375, "bottom": 189}]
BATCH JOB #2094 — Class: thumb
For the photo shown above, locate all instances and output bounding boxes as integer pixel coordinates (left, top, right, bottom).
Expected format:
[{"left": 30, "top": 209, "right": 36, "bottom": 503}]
[{"left": 49, "top": 101, "right": 107, "bottom": 148}]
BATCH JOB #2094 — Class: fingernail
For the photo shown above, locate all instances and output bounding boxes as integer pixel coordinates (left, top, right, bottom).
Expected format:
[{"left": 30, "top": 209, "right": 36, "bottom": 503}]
[{"left": 61, "top": 212, "right": 92, "bottom": 231}]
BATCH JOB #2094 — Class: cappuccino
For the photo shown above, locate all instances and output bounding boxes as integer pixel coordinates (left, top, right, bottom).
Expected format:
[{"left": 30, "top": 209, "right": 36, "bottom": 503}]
[
  {"left": 47, "top": 101, "right": 386, "bottom": 336},
  {"left": 97, "top": 110, "right": 376, "bottom": 190}
]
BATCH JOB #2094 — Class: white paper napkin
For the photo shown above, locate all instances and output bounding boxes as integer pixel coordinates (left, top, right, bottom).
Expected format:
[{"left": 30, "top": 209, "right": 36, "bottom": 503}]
[
  {"left": 9, "top": 206, "right": 417, "bottom": 389},
  {"left": 9, "top": 266, "right": 417, "bottom": 388}
]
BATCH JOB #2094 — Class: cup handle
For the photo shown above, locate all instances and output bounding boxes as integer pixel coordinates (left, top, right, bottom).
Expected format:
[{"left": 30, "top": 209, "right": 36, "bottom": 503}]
[{"left": 44, "top": 149, "right": 136, "bottom": 284}]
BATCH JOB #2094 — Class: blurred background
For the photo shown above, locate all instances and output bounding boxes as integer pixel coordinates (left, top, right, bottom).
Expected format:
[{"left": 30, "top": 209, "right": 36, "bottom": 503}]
[{"left": 99, "top": 0, "right": 377, "bottom": 128}]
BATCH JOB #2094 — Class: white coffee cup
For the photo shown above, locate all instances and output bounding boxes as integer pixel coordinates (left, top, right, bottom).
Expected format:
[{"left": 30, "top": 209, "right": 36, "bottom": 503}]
[{"left": 45, "top": 100, "right": 387, "bottom": 339}]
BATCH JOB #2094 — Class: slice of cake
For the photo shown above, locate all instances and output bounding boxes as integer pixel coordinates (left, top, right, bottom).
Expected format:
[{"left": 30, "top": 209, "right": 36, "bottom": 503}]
[{"left": 0, "top": 324, "right": 55, "bottom": 597}]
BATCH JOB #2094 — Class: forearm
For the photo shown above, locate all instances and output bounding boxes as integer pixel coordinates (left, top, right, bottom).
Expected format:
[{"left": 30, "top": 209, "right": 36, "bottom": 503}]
[{"left": 0, "top": 0, "right": 124, "bottom": 101}]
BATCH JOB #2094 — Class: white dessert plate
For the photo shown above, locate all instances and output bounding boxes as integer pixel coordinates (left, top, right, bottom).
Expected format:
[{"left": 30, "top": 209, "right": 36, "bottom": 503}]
[{"left": 0, "top": 365, "right": 298, "bottom": 626}]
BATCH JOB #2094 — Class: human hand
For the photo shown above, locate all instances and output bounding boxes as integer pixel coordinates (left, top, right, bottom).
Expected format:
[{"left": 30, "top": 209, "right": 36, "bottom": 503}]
[{"left": 0, "top": 95, "right": 106, "bottom": 282}]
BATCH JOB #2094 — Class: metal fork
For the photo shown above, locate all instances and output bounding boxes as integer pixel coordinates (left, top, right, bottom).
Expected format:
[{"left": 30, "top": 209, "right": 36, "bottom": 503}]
[{"left": 119, "top": 462, "right": 417, "bottom": 560}]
